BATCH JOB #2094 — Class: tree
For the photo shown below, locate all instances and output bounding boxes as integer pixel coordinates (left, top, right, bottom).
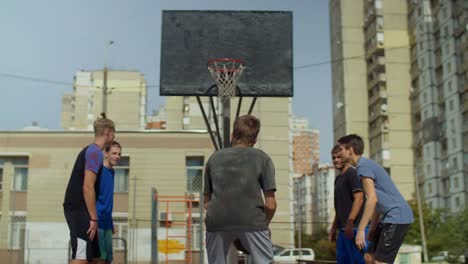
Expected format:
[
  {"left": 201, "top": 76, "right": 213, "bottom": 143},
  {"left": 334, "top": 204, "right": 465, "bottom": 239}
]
[
  {"left": 405, "top": 200, "right": 468, "bottom": 260},
  {"left": 296, "top": 227, "right": 336, "bottom": 260}
]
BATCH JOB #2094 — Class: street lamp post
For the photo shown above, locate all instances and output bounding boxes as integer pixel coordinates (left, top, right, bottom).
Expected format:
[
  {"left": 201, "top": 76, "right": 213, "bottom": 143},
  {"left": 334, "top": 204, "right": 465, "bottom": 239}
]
[{"left": 102, "top": 40, "right": 114, "bottom": 114}]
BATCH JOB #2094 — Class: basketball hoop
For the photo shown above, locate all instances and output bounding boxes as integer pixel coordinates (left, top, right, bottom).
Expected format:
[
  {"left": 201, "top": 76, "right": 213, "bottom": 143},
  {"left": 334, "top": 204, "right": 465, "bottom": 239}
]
[{"left": 207, "top": 58, "right": 245, "bottom": 99}]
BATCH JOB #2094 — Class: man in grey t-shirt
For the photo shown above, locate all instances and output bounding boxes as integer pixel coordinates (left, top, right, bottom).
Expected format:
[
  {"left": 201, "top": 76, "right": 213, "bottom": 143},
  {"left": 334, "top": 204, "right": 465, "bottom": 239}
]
[
  {"left": 204, "top": 115, "right": 277, "bottom": 264},
  {"left": 338, "top": 134, "right": 413, "bottom": 264}
]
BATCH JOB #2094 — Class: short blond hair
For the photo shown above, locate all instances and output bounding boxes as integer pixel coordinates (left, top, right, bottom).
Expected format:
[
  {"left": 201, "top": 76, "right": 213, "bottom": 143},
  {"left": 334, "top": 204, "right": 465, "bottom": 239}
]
[
  {"left": 232, "top": 115, "right": 260, "bottom": 146},
  {"left": 93, "top": 113, "right": 115, "bottom": 136}
]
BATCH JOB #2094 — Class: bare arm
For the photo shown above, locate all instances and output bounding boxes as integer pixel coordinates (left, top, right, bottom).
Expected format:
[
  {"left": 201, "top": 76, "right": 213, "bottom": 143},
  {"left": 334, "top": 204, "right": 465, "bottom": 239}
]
[
  {"left": 263, "top": 190, "right": 277, "bottom": 223},
  {"left": 348, "top": 191, "right": 365, "bottom": 222},
  {"left": 355, "top": 177, "right": 378, "bottom": 249},
  {"left": 83, "top": 169, "right": 98, "bottom": 220},
  {"left": 358, "top": 178, "right": 377, "bottom": 232},
  {"left": 83, "top": 169, "right": 98, "bottom": 240}
]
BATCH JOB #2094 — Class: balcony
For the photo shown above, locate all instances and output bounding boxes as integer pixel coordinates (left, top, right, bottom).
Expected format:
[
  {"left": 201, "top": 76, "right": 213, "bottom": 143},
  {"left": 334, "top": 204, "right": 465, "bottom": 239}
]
[
  {"left": 410, "top": 64, "right": 420, "bottom": 80},
  {"left": 369, "top": 87, "right": 388, "bottom": 105},
  {"left": 368, "top": 73, "right": 387, "bottom": 89},
  {"left": 434, "top": 53, "right": 442, "bottom": 69},
  {"left": 462, "top": 99, "right": 468, "bottom": 114},
  {"left": 413, "top": 120, "right": 423, "bottom": 132},
  {"left": 365, "top": 38, "right": 385, "bottom": 58},
  {"left": 367, "top": 55, "right": 386, "bottom": 73},
  {"left": 462, "top": 81, "right": 468, "bottom": 94},
  {"left": 453, "top": 19, "right": 466, "bottom": 37},
  {"left": 453, "top": 1, "right": 464, "bottom": 17}
]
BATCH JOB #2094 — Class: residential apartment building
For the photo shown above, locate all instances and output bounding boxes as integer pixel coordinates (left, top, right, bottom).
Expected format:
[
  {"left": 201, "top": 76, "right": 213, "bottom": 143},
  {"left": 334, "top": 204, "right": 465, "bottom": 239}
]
[
  {"left": 330, "top": 0, "right": 415, "bottom": 199},
  {"left": 312, "top": 164, "right": 336, "bottom": 233},
  {"left": 62, "top": 70, "right": 147, "bottom": 130},
  {"left": 291, "top": 116, "right": 320, "bottom": 175},
  {"left": 293, "top": 164, "right": 335, "bottom": 236},
  {"left": 407, "top": 0, "right": 467, "bottom": 212},
  {"left": 293, "top": 174, "right": 314, "bottom": 235}
]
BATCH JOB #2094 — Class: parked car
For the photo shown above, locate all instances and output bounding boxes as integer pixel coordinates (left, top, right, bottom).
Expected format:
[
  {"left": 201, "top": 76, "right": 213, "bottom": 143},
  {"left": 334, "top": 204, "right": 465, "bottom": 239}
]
[
  {"left": 273, "top": 248, "right": 315, "bottom": 262},
  {"left": 272, "top": 244, "right": 286, "bottom": 255}
]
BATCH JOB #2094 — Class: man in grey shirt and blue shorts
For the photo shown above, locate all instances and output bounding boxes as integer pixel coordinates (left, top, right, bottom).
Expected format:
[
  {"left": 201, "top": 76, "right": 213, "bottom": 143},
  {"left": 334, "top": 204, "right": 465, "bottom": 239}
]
[
  {"left": 203, "top": 115, "right": 277, "bottom": 264},
  {"left": 338, "top": 134, "right": 413, "bottom": 264}
]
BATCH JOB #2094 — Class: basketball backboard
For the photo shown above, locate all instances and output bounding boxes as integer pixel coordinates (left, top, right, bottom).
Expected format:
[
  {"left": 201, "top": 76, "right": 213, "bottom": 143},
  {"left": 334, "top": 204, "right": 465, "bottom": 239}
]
[{"left": 159, "top": 10, "right": 293, "bottom": 97}]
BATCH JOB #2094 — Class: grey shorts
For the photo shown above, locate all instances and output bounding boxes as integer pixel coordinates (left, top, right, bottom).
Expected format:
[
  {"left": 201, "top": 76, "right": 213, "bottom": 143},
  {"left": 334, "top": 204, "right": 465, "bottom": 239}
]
[{"left": 206, "top": 230, "right": 273, "bottom": 264}]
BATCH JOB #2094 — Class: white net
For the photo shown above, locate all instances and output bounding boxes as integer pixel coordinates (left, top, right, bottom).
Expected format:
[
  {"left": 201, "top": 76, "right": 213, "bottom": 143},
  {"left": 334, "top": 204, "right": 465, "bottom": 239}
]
[{"left": 207, "top": 59, "right": 245, "bottom": 99}]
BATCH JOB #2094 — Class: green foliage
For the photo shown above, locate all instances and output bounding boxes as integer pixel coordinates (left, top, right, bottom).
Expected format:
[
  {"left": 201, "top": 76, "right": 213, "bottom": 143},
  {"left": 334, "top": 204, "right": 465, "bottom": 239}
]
[
  {"left": 295, "top": 227, "right": 336, "bottom": 261},
  {"left": 405, "top": 200, "right": 468, "bottom": 259}
]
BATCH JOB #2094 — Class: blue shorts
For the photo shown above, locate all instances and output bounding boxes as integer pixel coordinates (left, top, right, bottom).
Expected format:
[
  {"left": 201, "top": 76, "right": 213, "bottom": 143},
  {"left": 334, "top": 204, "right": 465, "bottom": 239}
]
[
  {"left": 98, "top": 229, "right": 113, "bottom": 262},
  {"left": 336, "top": 227, "right": 369, "bottom": 264}
]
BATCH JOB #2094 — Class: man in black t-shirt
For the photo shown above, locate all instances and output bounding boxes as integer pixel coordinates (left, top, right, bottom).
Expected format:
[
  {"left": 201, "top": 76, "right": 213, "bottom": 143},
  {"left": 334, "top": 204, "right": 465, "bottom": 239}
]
[{"left": 328, "top": 145, "right": 368, "bottom": 264}]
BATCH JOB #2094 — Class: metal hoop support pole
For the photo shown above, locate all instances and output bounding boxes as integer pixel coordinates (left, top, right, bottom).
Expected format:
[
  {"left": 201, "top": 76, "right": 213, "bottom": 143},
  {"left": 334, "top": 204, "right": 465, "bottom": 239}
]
[
  {"left": 222, "top": 97, "right": 231, "bottom": 148},
  {"left": 236, "top": 96, "right": 243, "bottom": 119},
  {"left": 196, "top": 96, "right": 219, "bottom": 151},
  {"left": 209, "top": 96, "right": 223, "bottom": 148},
  {"left": 248, "top": 97, "right": 258, "bottom": 115},
  {"left": 234, "top": 85, "right": 243, "bottom": 119}
]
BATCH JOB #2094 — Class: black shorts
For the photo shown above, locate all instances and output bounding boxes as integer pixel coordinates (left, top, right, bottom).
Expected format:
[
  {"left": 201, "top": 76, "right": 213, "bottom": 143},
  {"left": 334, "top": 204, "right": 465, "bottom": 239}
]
[
  {"left": 368, "top": 223, "right": 411, "bottom": 263},
  {"left": 64, "top": 206, "right": 100, "bottom": 261}
]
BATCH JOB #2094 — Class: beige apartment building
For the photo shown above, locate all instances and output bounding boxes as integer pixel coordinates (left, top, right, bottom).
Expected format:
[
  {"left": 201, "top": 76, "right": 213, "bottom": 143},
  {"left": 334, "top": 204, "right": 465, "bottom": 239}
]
[
  {"left": 330, "top": 0, "right": 415, "bottom": 199},
  {"left": 62, "top": 70, "right": 147, "bottom": 130}
]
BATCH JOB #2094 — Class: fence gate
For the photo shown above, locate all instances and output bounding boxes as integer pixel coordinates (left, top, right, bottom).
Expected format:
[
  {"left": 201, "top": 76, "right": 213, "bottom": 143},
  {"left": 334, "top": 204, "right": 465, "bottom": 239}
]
[{"left": 151, "top": 188, "right": 204, "bottom": 264}]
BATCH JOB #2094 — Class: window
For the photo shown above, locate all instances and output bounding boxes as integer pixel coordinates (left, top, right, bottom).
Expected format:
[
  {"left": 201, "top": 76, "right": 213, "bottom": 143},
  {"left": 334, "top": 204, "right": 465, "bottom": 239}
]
[
  {"left": 12, "top": 157, "right": 28, "bottom": 191},
  {"left": 455, "top": 196, "right": 460, "bottom": 208},
  {"left": 426, "top": 164, "right": 431, "bottom": 177},
  {"left": 9, "top": 215, "right": 26, "bottom": 249},
  {"left": 449, "top": 100, "right": 454, "bottom": 111},
  {"left": 280, "top": 250, "right": 290, "bottom": 257},
  {"left": 453, "top": 176, "right": 459, "bottom": 188},
  {"left": 292, "top": 250, "right": 302, "bottom": 256},
  {"left": 186, "top": 156, "right": 204, "bottom": 193},
  {"left": 114, "top": 156, "right": 129, "bottom": 193},
  {"left": 113, "top": 216, "right": 128, "bottom": 250},
  {"left": 428, "top": 182, "right": 432, "bottom": 194},
  {"left": 447, "top": 80, "right": 452, "bottom": 92}
]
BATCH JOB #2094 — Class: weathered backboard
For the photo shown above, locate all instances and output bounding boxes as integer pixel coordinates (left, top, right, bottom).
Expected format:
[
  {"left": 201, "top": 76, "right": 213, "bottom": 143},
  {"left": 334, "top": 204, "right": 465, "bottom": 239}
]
[{"left": 160, "top": 10, "right": 293, "bottom": 97}]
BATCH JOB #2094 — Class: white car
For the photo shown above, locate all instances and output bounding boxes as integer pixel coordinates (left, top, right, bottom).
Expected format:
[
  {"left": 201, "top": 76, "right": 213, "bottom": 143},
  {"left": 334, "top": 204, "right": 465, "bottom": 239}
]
[{"left": 273, "top": 248, "right": 315, "bottom": 263}]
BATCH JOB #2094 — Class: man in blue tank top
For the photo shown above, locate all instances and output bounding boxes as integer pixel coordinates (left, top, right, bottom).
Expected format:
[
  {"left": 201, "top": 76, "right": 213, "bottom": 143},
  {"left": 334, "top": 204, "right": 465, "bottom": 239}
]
[
  {"left": 96, "top": 141, "right": 122, "bottom": 264},
  {"left": 338, "top": 134, "right": 413, "bottom": 264}
]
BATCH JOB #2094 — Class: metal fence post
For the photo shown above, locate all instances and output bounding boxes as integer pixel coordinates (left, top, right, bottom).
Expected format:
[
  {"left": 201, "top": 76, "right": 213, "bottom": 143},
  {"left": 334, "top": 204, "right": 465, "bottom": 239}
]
[
  {"left": 151, "top": 188, "right": 158, "bottom": 264},
  {"left": 199, "top": 190, "right": 204, "bottom": 264}
]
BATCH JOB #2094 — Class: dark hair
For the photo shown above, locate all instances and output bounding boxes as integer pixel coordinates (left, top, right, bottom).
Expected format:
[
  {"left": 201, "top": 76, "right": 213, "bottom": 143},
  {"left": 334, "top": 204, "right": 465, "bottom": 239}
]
[
  {"left": 105, "top": 141, "right": 121, "bottom": 152},
  {"left": 331, "top": 144, "right": 341, "bottom": 154},
  {"left": 337, "top": 134, "right": 364, "bottom": 155},
  {"left": 94, "top": 113, "right": 115, "bottom": 136},
  {"left": 231, "top": 115, "right": 260, "bottom": 146}
]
